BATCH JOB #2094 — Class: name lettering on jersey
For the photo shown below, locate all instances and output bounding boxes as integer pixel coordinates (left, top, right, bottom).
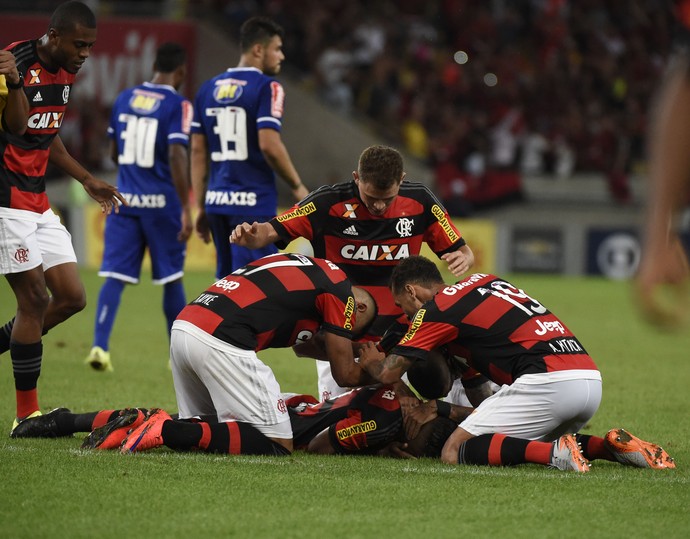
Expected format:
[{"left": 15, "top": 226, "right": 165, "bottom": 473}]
[
  {"left": 548, "top": 338, "right": 583, "bottom": 353},
  {"left": 399, "top": 309, "right": 426, "bottom": 345},
  {"left": 129, "top": 90, "right": 163, "bottom": 114},
  {"left": 431, "top": 204, "right": 460, "bottom": 242},
  {"left": 336, "top": 420, "right": 377, "bottom": 441},
  {"left": 213, "top": 279, "right": 241, "bottom": 292},
  {"left": 442, "top": 273, "right": 489, "bottom": 295},
  {"left": 27, "top": 111, "right": 63, "bottom": 130},
  {"left": 396, "top": 217, "right": 414, "bottom": 238},
  {"left": 295, "top": 330, "right": 314, "bottom": 344},
  {"left": 342, "top": 203, "right": 359, "bottom": 218},
  {"left": 275, "top": 202, "right": 316, "bottom": 222},
  {"left": 213, "top": 81, "right": 243, "bottom": 104},
  {"left": 193, "top": 293, "right": 218, "bottom": 306},
  {"left": 381, "top": 390, "right": 396, "bottom": 400},
  {"left": 121, "top": 193, "right": 167, "bottom": 208},
  {"left": 535, "top": 319, "right": 565, "bottom": 335},
  {"left": 205, "top": 190, "right": 257, "bottom": 207},
  {"left": 340, "top": 243, "right": 410, "bottom": 261},
  {"left": 270, "top": 81, "right": 284, "bottom": 117},
  {"left": 28, "top": 69, "right": 41, "bottom": 85},
  {"left": 62, "top": 85, "right": 70, "bottom": 104},
  {"left": 343, "top": 296, "right": 355, "bottom": 331}
]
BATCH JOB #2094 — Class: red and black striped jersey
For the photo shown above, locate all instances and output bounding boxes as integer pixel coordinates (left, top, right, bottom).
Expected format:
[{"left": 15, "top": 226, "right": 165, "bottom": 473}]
[
  {"left": 287, "top": 385, "right": 402, "bottom": 453},
  {"left": 0, "top": 40, "right": 75, "bottom": 216},
  {"left": 390, "top": 273, "right": 599, "bottom": 386},
  {"left": 176, "top": 253, "right": 356, "bottom": 351},
  {"left": 270, "top": 180, "right": 466, "bottom": 337}
]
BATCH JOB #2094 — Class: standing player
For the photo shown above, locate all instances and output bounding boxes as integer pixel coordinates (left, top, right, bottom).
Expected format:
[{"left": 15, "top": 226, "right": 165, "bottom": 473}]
[
  {"left": 84, "top": 43, "right": 194, "bottom": 372},
  {"left": 0, "top": 1, "right": 125, "bottom": 435},
  {"left": 359, "top": 256, "right": 675, "bottom": 471},
  {"left": 191, "top": 16, "right": 308, "bottom": 279},
  {"left": 231, "top": 145, "right": 474, "bottom": 399}
]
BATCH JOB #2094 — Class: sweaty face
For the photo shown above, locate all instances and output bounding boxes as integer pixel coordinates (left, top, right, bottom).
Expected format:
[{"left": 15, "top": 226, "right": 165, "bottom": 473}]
[
  {"left": 51, "top": 24, "right": 97, "bottom": 74},
  {"left": 355, "top": 177, "right": 400, "bottom": 216},
  {"left": 261, "top": 35, "right": 284, "bottom": 76}
]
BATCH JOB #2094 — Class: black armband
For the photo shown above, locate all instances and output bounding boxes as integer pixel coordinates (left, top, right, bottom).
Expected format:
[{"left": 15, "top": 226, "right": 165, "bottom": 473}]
[
  {"left": 6, "top": 71, "right": 24, "bottom": 90},
  {"left": 436, "top": 400, "right": 451, "bottom": 418}
]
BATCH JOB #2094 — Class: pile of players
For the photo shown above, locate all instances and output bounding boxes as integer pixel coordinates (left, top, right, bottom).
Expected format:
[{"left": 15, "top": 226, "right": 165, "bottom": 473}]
[{"left": 1, "top": 3, "right": 677, "bottom": 473}]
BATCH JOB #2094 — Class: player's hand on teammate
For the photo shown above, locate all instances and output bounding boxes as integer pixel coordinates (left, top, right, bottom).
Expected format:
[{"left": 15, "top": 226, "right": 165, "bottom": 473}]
[
  {"left": 195, "top": 209, "right": 212, "bottom": 243},
  {"left": 441, "top": 246, "right": 474, "bottom": 277},
  {"left": 402, "top": 400, "right": 437, "bottom": 441},
  {"left": 0, "top": 50, "right": 21, "bottom": 85},
  {"left": 635, "top": 234, "right": 690, "bottom": 330},
  {"left": 82, "top": 176, "right": 127, "bottom": 214},
  {"left": 356, "top": 340, "right": 386, "bottom": 372}
]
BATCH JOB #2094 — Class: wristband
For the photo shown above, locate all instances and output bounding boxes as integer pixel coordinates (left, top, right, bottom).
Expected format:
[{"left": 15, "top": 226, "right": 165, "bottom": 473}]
[
  {"left": 436, "top": 400, "right": 451, "bottom": 418},
  {"left": 6, "top": 71, "right": 24, "bottom": 90}
]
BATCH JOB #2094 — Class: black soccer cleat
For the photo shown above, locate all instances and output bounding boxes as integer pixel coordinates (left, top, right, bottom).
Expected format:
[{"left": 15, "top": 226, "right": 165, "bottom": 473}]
[{"left": 10, "top": 407, "right": 72, "bottom": 438}]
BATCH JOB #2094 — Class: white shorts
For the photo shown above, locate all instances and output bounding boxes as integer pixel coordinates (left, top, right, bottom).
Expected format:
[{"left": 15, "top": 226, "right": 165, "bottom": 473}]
[
  {"left": 316, "top": 360, "right": 351, "bottom": 401},
  {"left": 459, "top": 372, "right": 603, "bottom": 442},
  {"left": 0, "top": 209, "right": 77, "bottom": 275},
  {"left": 170, "top": 321, "right": 292, "bottom": 440}
]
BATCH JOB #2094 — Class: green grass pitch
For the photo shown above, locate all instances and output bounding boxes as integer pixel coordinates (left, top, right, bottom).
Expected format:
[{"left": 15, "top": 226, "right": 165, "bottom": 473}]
[{"left": 1, "top": 269, "right": 689, "bottom": 539}]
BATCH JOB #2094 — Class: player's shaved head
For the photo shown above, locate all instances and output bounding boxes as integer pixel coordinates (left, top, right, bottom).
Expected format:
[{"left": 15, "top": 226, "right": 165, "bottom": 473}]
[
  {"left": 49, "top": 1, "right": 96, "bottom": 33},
  {"left": 352, "top": 286, "right": 378, "bottom": 338}
]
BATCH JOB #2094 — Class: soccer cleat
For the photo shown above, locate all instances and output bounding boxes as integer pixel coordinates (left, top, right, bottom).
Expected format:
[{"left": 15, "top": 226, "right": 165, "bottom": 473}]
[
  {"left": 10, "top": 410, "right": 42, "bottom": 437},
  {"left": 120, "top": 408, "right": 172, "bottom": 453},
  {"left": 604, "top": 428, "right": 676, "bottom": 469},
  {"left": 10, "top": 408, "right": 72, "bottom": 438},
  {"left": 85, "top": 346, "right": 113, "bottom": 372},
  {"left": 550, "top": 433, "right": 591, "bottom": 472},
  {"left": 81, "top": 408, "right": 146, "bottom": 450}
]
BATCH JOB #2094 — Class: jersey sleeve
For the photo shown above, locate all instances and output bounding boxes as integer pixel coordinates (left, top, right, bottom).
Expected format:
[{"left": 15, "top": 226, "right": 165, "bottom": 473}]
[
  {"left": 420, "top": 187, "right": 466, "bottom": 255},
  {"left": 168, "top": 97, "right": 193, "bottom": 147},
  {"left": 389, "top": 301, "right": 459, "bottom": 361},
  {"left": 256, "top": 78, "right": 283, "bottom": 132},
  {"left": 315, "top": 278, "right": 356, "bottom": 339}
]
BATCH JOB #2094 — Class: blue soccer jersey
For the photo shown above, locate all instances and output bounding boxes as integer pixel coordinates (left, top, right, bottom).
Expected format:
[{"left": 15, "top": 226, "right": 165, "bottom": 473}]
[
  {"left": 108, "top": 82, "right": 193, "bottom": 216},
  {"left": 191, "top": 67, "right": 285, "bottom": 217}
]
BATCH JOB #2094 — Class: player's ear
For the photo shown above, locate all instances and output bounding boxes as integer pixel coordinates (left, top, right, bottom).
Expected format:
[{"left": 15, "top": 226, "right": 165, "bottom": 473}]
[
  {"left": 352, "top": 171, "right": 359, "bottom": 182},
  {"left": 400, "top": 172, "right": 406, "bottom": 182}
]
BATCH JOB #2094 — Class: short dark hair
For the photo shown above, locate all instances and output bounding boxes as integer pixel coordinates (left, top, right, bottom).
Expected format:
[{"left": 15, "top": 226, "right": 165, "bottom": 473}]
[
  {"left": 240, "top": 16, "right": 284, "bottom": 52},
  {"left": 406, "top": 347, "right": 454, "bottom": 400},
  {"left": 49, "top": 1, "right": 96, "bottom": 33},
  {"left": 358, "top": 145, "right": 404, "bottom": 190},
  {"left": 154, "top": 42, "right": 186, "bottom": 73},
  {"left": 389, "top": 256, "right": 444, "bottom": 296}
]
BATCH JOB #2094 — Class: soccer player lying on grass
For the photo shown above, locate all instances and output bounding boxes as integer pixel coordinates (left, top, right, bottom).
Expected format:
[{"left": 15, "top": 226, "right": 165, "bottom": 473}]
[
  {"left": 358, "top": 256, "right": 676, "bottom": 472},
  {"left": 7, "top": 378, "right": 471, "bottom": 458}
]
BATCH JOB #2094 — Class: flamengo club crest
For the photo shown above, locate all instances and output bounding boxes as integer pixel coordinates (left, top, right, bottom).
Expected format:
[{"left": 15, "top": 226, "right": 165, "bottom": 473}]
[
  {"left": 62, "top": 85, "right": 70, "bottom": 104},
  {"left": 14, "top": 248, "right": 30, "bottom": 263},
  {"left": 396, "top": 217, "right": 414, "bottom": 238}
]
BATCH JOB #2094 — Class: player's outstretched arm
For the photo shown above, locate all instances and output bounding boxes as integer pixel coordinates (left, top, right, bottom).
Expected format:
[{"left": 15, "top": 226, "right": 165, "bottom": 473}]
[
  {"left": 325, "top": 332, "right": 377, "bottom": 387},
  {"left": 191, "top": 133, "right": 211, "bottom": 243},
  {"left": 230, "top": 221, "right": 279, "bottom": 249},
  {"left": 49, "top": 135, "right": 126, "bottom": 214},
  {"left": 441, "top": 244, "right": 474, "bottom": 277},
  {"left": 169, "top": 143, "right": 193, "bottom": 242}
]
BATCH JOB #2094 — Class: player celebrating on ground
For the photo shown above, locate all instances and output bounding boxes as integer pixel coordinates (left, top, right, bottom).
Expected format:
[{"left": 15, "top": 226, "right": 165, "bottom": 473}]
[
  {"left": 1, "top": 1, "right": 125, "bottom": 436},
  {"left": 358, "top": 256, "right": 675, "bottom": 472},
  {"left": 191, "top": 16, "right": 307, "bottom": 279},
  {"left": 84, "top": 42, "right": 193, "bottom": 372},
  {"left": 231, "top": 145, "right": 474, "bottom": 400}
]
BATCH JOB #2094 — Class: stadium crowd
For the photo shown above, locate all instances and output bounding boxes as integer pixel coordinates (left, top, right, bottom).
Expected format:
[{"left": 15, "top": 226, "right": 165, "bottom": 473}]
[{"left": 216, "top": 0, "right": 675, "bottom": 207}]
